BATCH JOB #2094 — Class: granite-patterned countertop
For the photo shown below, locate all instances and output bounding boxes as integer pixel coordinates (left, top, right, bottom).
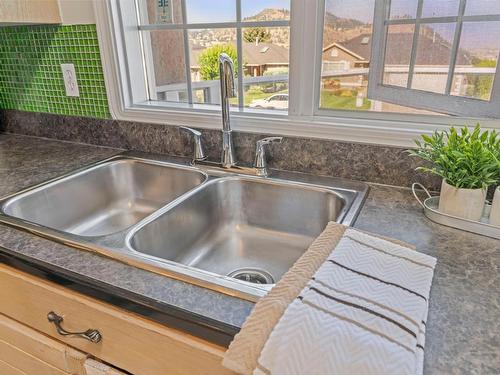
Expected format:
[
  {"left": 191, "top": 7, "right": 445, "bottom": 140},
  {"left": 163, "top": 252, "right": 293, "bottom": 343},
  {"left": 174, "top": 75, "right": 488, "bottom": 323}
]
[{"left": 0, "top": 133, "right": 498, "bottom": 374}]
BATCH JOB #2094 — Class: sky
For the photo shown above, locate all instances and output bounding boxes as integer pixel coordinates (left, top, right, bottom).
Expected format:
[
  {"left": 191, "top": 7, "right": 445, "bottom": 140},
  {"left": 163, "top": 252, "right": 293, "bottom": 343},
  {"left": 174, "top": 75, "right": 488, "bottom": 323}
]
[
  {"left": 183, "top": 0, "right": 376, "bottom": 24},
  {"left": 324, "top": 0, "right": 500, "bottom": 23},
  {"left": 185, "top": 1, "right": 500, "bottom": 24},
  {"left": 323, "top": 0, "right": 500, "bottom": 50},
  {"left": 325, "top": 0, "right": 375, "bottom": 23},
  {"left": 186, "top": 0, "right": 290, "bottom": 23},
  {"left": 463, "top": 0, "right": 500, "bottom": 16}
]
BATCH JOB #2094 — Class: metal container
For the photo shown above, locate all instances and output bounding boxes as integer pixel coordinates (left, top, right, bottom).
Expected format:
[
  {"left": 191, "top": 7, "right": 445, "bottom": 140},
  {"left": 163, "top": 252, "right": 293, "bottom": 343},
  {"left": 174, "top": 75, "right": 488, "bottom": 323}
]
[{"left": 412, "top": 183, "right": 500, "bottom": 240}]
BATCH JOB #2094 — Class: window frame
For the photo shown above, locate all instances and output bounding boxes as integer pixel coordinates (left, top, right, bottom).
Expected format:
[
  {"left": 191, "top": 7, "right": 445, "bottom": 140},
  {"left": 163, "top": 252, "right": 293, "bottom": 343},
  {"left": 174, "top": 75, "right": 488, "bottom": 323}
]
[
  {"left": 367, "top": 0, "right": 500, "bottom": 118},
  {"left": 93, "top": 0, "right": 500, "bottom": 149}
]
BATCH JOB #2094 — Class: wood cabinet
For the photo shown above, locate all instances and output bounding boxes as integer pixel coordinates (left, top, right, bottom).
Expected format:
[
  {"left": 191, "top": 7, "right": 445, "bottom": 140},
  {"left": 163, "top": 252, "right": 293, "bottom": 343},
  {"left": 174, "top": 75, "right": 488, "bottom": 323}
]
[
  {"left": 0, "top": 264, "right": 235, "bottom": 375},
  {"left": 0, "top": 0, "right": 61, "bottom": 24},
  {"left": 0, "top": 313, "right": 124, "bottom": 375}
]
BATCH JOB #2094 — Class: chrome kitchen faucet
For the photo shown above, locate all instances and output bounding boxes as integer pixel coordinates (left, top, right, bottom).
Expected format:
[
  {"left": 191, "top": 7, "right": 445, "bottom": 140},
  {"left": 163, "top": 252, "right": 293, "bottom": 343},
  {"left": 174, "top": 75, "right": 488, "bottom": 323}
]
[
  {"left": 219, "top": 53, "right": 237, "bottom": 168},
  {"left": 182, "top": 54, "right": 283, "bottom": 177}
]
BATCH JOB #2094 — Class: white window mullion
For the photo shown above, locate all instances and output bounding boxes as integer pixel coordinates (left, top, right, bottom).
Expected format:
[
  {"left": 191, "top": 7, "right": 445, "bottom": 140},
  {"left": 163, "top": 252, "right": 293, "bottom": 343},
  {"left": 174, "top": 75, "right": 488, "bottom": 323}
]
[
  {"left": 180, "top": 0, "right": 193, "bottom": 104},
  {"left": 138, "top": 20, "right": 290, "bottom": 31},
  {"left": 406, "top": 0, "right": 424, "bottom": 89},
  {"left": 236, "top": 0, "right": 244, "bottom": 109},
  {"left": 289, "top": 0, "right": 323, "bottom": 118},
  {"left": 135, "top": 0, "right": 157, "bottom": 101},
  {"left": 114, "top": 0, "right": 149, "bottom": 106},
  {"left": 444, "top": 0, "right": 467, "bottom": 95}
]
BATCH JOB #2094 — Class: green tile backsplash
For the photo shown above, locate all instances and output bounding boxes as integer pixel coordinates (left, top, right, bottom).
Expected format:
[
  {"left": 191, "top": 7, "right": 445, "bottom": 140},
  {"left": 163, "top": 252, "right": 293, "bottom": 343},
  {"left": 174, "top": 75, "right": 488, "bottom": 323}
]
[{"left": 0, "top": 24, "right": 110, "bottom": 118}]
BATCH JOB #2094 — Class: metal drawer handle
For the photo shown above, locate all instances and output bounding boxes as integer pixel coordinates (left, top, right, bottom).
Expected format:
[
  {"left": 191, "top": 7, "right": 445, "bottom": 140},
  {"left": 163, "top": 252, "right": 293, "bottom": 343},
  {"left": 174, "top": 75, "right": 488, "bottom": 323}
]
[{"left": 47, "top": 311, "right": 102, "bottom": 343}]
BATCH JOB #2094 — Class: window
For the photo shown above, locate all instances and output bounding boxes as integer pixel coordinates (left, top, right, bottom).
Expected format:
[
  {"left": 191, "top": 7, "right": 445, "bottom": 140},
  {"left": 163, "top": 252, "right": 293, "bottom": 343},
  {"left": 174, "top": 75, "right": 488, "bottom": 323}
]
[
  {"left": 319, "top": 0, "right": 448, "bottom": 115},
  {"left": 368, "top": 0, "right": 500, "bottom": 117},
  {"left": 96, "top": 0, "right": 500, "bottom": 148},
  {"left": 135, "top": 0, "right": 290, "bottom": 111},
  {"left": 319, "top": 0, "right": 500, "bottom": 117}
]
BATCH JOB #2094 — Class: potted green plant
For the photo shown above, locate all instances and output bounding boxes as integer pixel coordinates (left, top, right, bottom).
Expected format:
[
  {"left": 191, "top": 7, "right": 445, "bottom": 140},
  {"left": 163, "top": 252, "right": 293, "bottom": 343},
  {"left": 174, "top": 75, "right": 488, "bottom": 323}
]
[
  {"left": 486, "top": 130, "right": 500, "bottom": 226},
  {"left": 410, "top": 125, "right": 497, "bottom": 221}
]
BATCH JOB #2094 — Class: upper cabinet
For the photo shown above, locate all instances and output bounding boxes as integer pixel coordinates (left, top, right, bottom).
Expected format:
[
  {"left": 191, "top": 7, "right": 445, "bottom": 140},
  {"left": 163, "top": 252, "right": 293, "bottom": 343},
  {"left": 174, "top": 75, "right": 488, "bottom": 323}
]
[{"left": 0, "top": 0, "right": 61, "bottom": 24}]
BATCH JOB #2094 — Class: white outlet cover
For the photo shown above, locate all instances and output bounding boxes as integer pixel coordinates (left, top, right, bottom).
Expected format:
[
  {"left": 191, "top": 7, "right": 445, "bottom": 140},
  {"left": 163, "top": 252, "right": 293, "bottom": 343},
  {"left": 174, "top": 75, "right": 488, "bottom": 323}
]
[{"left": 61, "top": 63, "right": 80, "bottom": 97}]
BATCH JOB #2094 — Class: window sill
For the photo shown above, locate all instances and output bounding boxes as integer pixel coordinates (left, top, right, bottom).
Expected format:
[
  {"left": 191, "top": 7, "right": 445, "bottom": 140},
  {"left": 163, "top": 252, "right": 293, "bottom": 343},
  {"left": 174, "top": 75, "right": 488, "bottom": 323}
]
[{"left": 110, "top": 101, "right": 496, "bottom": 148}]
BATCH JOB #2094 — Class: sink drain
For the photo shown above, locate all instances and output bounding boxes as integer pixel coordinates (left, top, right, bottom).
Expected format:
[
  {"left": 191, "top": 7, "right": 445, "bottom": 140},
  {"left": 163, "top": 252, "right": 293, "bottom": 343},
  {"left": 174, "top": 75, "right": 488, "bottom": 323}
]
[{"left": 228, "top": 268, "right": 275, "bottom": 285}]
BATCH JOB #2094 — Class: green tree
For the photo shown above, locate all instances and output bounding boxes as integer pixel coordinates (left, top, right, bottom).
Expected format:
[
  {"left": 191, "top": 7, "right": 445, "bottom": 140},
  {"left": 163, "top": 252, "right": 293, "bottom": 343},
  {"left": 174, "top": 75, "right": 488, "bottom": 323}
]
[
  {"left": 243, "top": 28, "right": 271, "bottom": 43},
  {"left": 467, "top": 75, "right": 494, "bottom": 100},
  {"left": 198, "top": 44, "right": 238, "bottom": 81},
  {"left": 471, "top": 57, "right": 497, "bottom": 68},
  {"left": 467, "top": 58, "right": 496, "bottom": 99}
]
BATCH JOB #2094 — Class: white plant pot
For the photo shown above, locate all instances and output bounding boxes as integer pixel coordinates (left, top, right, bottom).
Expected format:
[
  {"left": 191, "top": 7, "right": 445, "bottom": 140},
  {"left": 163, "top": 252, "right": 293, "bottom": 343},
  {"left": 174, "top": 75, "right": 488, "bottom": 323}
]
[
  {"left": 490, "top": 187, "right": 500, "bottom": 227},
  {"left": 438, "top": 180, "right": 486, "bottom": 221}
]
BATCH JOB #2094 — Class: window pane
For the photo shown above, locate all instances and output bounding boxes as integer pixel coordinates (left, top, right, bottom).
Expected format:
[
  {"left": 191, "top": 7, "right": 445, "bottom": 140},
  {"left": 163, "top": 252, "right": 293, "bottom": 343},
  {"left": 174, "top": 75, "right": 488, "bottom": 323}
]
[
  {"left": 320, "top": 0, "right": 444, "bottom": 115},
  {"left": 243, "top": 27, "right": 289, "bottom": 110},
  {"left": 452, "top": 21, "right": 500, "bottom": 100},
  {"left": 320, "top": 0, "right": 375, "bottom": 112},
  {"left": 389, "top": 0, "right": 418, "bottom": 20},
  {"left": 422, "top": 0, "right": 460, "bottom": 18},
  {"left": 411, "top": 23, "right": 456, "bottom": 93},
  {"left": 147, "top": 30, "right": 188, "bottom": 102},
  {"left": 465, "top": 0, "right": 500, "bottom": 16},
  {"left": 185, "top": 0, "right": 236, "bottom": 23},
  {"left": 383, "top": 25, "right": 415, "bottom": 88},
  {"left": 188, "top": 29, "right": 238, "bottom": 105},
  {"left": 241, "top": 0, "right": 290, "bottom": 21}
]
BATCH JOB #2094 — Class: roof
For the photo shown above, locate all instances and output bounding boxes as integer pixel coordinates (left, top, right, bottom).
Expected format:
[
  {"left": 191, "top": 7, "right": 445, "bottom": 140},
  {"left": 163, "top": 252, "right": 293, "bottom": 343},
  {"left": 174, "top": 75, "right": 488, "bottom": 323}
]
[
  {"left": 322, "top": 42, "right": 367, "bottom": 61},
  {"left": 190, "top": 42, "right": 289, "bottom": 68},
  {"left": 329, "top": 32, "right": 471, "bottom": 66},
  {"left": 243, "top": 42, "right": 289, "bottom": 66}
]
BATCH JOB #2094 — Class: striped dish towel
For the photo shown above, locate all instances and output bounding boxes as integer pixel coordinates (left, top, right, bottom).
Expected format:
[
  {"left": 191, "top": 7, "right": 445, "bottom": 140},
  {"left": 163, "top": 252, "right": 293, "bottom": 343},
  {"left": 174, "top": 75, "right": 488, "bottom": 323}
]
[{"left": 223, "top": 223, "right": 436, "bottom": 375}]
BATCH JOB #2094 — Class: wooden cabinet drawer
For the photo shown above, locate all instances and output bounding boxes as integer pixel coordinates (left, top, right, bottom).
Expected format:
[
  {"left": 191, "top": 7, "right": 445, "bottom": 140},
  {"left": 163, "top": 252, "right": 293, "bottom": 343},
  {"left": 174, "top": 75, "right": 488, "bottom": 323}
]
[
  {"left": 0, "top": 357, "right": 125, "bottom": 375},
  {"left": 83, "top": 358, "right": 127, "bottom": 375},
  {"left": 0, "top": 264, "right": 234, "bottom": 375},
  {"left": 0, "top": 313, "right": 87, "bottom": 374},
  {"left": 0, "top": 359, "right": 26, "bottom": 375}
]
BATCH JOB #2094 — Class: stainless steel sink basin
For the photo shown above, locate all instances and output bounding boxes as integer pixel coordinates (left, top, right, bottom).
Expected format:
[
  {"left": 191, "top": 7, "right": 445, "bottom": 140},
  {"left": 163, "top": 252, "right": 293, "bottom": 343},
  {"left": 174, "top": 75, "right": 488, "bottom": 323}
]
[
  {"left": 129, "top": 176, "right": 346, "bottom": 285},
  {"left": 2, "top": 159, "right": 206, "bottom": 237},
  {"left": 0, "top": 153, "right": 368, "bottom": 301}
]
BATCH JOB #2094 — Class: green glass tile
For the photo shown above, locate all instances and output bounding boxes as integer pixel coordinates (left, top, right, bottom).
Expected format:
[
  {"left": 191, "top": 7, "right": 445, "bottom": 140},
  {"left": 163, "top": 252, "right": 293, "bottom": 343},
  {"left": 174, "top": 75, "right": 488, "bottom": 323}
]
[{"left": 0, "top": 24, "right": 110, "bottom": 119}]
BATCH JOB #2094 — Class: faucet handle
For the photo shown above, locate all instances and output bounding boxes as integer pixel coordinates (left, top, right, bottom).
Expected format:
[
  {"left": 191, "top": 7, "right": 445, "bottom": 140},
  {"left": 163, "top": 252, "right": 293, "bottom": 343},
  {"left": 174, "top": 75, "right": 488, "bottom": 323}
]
[
  {"left": 180, "top": 126, "right": 207, "bottom": 163},
  {"left": 256, "top": 137, "right": 283, "bottom": 148},
  {"left": 254, "top": 137, "right": 283, "bottom": 177}
]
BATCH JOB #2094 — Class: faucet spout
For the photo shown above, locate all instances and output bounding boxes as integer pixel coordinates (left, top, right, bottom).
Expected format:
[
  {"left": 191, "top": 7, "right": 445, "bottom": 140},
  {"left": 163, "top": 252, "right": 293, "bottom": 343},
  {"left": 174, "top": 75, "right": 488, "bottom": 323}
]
[{"left": 219, "top": 53, "right": 237, "bottom": 168}]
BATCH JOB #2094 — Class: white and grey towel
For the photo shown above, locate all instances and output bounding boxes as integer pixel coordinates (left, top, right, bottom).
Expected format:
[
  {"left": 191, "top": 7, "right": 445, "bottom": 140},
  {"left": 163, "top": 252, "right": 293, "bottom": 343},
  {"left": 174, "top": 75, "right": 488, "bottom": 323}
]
[{"left": 224, "top": 224, "right": 436, "bottom": 375}]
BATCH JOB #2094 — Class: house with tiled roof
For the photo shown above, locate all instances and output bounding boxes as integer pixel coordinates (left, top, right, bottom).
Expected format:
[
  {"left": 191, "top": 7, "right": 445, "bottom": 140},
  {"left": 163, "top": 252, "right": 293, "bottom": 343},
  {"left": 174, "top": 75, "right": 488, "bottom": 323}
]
[
  {"left": 322, "top": 30, "right": 473, "bottom": 96},
  {"left": 324, "top": 32, "right": 471, "bottom": 67}
]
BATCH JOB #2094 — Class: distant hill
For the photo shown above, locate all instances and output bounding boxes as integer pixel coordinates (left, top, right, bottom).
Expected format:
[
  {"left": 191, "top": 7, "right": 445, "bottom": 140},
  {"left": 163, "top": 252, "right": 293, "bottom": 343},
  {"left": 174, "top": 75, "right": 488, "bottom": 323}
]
[
  {"left": 323, "top": 12, "right": 372, "bottom": 47},
  {"left": 243, "top": 8, "right": 291, "bottom": 48},
  {"left": 243, "top": 8, "right": 290, "bottom": 22},
  {"left": 324, "top": 12, "right": 366, "bottom": 30},
  {"left": 244, "top": 8, "right": 365, "bottom": 28},
  {"left": 244, "top": 8, "right": 370, "bottom": 49}
]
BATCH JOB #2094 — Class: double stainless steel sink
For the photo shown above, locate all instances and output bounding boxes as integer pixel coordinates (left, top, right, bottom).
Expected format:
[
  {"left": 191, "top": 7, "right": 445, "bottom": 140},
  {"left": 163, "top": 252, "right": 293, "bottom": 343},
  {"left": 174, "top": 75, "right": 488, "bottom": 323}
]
[{"left": 0, "top": 153, "right": 368, "bottom": 301}]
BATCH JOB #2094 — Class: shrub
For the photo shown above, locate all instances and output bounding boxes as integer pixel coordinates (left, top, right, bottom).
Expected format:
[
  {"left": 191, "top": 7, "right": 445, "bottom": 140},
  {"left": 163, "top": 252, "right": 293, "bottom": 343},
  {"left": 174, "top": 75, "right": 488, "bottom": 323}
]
[{"left": 198, "top": 44, "right": 238, "bottom": 81}]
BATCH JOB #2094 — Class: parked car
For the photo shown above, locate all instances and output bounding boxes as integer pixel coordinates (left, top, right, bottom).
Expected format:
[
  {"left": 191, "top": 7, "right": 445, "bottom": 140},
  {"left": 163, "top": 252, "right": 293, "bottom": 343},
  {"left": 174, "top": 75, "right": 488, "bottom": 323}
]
[{"left": 249, "top": 94, "right": 289, "bottom": 110}]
